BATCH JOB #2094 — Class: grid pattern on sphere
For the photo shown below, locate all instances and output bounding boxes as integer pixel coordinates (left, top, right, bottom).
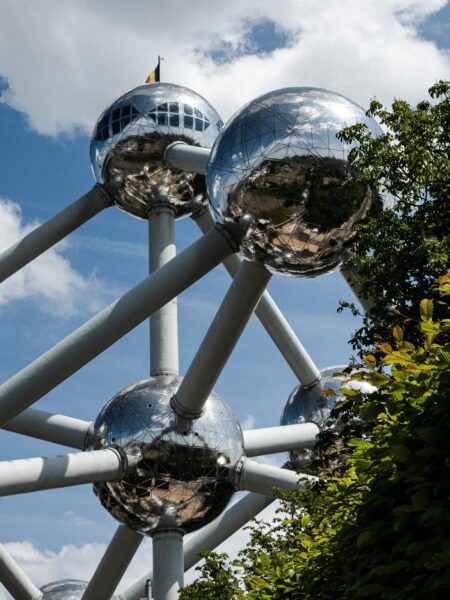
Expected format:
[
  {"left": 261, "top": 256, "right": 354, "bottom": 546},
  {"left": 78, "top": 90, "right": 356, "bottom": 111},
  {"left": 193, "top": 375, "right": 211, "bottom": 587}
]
[
  {"left": 207, "top": 87, "right": 382, "bottom": 277},
  {"left": 89, "top": 83, "right": 224, "bottom": 220},
  {"left": 89, "top": 376, "right": 243, "bottom": 535}
]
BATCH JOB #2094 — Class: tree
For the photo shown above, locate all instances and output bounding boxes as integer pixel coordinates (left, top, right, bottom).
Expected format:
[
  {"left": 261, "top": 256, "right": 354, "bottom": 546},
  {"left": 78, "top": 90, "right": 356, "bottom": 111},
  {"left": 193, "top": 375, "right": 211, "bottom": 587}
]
[
  {"left": 180, "top": 84, "right": 450, "bottom": 600},
  {"left": 338, "top": 81, "right": 450, "bottom": 354}
]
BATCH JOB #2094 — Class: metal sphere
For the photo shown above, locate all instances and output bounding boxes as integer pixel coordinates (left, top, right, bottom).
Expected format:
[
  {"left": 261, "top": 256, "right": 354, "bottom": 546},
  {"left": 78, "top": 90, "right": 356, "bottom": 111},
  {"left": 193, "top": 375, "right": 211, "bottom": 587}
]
[
  {"left": 90, "top": 83, "right": 223, "bottom": 220},
  {"left": 207, "top": 87, "right": 382, "bottom": 277},
  {"left": 40, "top": 580, "right": 118, "bottom": 599},
  {"left": 86, "top": 375, "right": 243, "bottom": 535},
  {"left": 280, "top": 365, "right": 376, "bottom": 467}
]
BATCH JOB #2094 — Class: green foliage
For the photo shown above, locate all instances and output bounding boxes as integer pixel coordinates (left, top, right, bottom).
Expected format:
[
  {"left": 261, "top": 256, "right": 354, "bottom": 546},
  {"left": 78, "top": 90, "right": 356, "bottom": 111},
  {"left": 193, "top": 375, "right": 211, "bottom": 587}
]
[
  {"left": 337, "top": 81, "right": 450, "bottom": 353},
  {"left": 181, "top": 272, "right": 450, "bottom": 599}
]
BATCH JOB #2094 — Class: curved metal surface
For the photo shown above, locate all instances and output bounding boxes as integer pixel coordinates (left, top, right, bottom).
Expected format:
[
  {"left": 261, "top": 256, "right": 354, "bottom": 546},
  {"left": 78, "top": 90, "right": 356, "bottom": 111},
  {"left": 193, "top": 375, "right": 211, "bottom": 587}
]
[
  {"left": 281, "top": 365, "right": 376, "bottom": 466},
  {"left": 207, "top": 87, "right": 382, "bottom": 277},
  {"left": 90, "top": 83, "right": 223, "bottom": 219},
  {"left": 87, "top": 374, "right": 244, "bottom": 535},
  {"left": 41, "top": 579, "right": 118, "bottom": 599}
]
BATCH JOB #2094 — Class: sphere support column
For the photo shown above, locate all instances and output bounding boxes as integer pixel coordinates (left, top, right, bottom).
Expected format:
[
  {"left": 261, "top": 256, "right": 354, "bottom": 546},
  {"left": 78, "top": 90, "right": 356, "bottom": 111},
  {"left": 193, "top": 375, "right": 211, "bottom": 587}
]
[
  {"left": 151, "top": 528, "right": 184, "bottom": 600},
  {"left": 148, "top": 206, "right": 179, "bottom": 376}
]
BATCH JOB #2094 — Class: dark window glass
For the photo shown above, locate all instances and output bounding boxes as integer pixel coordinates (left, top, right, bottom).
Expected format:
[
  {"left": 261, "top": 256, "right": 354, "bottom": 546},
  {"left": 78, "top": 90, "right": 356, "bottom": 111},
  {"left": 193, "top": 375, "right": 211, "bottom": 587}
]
[
  {"left": 169, "top": 103, "right": 179, "bottom": 113},
  {"left": 184, "top": 104, "right": 193, "bottom": 115},
  {"left": 158, "top": 103, "right": 168, "bottom": 112},
  {"left": 184, "top": 115, "right": 193, "bottom": 129},
  {"left": 112, "top": 108, "right": 120, "bottom": 120},
  {"left": 132, "top": 107, "right": 139, "bottom": 116},
  {"left": 169, "top": 114, "right": 180, "bottom": 127},
  {"left": 121, "top": 116, "right": 131, "bottom": 128},
  {"left": 204, "top": 121, "right": 210, "bottom": 130},
  {"left": 195, "top": 118, "right": 203, "bottom": 131},
  {"left": 216, "top": 120, "right": 224, "bottom": 130},
  {"left": 112, "top": 120, "right": 121, "bottom": 135},
  {"left": 148, "top": 111, "right": 156, "bottom": 121},
  {"left": 194, "top": 107, "right": 202, "bottom": 118},
  {"left": 122, "top": 106, "right": 131, "bottom": 116},
  {"left": 95, "top": 115, "right": 110, "bottom": 140},
  {"left": 158, "top": 113, "right": 168, "bottom": 126}
]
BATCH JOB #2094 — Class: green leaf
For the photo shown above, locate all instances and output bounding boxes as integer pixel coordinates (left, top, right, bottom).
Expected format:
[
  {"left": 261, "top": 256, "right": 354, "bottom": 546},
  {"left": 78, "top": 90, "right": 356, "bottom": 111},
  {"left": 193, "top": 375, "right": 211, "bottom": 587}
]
[
  {"left": 390, "top": 444, "right": 411, "bottom": 462},
  {"left": 420, "top": 298, "right": 434, "bottom": 321}
]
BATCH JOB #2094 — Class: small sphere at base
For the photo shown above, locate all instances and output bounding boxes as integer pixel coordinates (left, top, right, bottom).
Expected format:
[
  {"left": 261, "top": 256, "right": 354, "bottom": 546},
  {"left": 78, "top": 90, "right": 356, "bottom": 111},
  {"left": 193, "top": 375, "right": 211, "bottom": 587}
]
[
  {"left": 40, "top": 580, "right": 119, "bottom": 599},
  {"left": 86, "top": 375, "right": 244, "bottom": 535}
]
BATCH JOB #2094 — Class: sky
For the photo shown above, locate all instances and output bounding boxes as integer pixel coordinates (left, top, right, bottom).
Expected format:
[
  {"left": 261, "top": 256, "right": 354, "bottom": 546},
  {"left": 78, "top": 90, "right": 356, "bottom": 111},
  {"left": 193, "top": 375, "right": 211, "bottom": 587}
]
[{"left": 0, "top": 0, "right": 450, "bottom": 596}]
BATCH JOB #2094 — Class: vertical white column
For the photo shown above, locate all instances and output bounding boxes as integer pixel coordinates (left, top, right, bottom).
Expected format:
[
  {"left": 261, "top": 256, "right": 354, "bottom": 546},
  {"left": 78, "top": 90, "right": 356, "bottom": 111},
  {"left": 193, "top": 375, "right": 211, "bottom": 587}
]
[
  {"left": 151, "top": 529, "right": 184, "bottom": 600},
  {"left": 148, "top": 206, "right": 179, "bottom": 376}
]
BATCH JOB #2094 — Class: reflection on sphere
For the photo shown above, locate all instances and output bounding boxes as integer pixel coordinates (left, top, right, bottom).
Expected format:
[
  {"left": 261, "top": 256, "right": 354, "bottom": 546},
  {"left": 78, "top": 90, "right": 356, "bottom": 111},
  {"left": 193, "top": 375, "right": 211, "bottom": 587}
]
[
  {"left": 90, "top": 83, "right": 223, "bottom": 219},
  {"left": 86, "top": 375, "right": 243, "bottom": 535},
  {"left": 280, "top": 365, "right": 376, "bottom": 467},
  {"left": 41, "top": 580, "right": 118, "bottom": 599},
  {"left": 207, "top": 87, "right": 382, "bottom": 276}
]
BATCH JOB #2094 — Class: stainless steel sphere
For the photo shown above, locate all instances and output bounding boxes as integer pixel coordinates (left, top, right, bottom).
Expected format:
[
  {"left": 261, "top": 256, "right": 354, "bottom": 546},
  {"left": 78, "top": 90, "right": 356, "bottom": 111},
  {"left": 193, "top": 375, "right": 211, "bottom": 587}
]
[
  {"left": 86, "top": 375, "right": 243, "bottom": 535},
  {"left": 280, "top": 365, "right": 376, "bottom": 467},
  {"left": 207, "top": 87, "right": 382, "bottom": 276},
  {"left": 40, "top": 580, "right": 118, "bottom": 599},
  {"left": 90, "top": 83, "right": 223, "bottom": 219}
]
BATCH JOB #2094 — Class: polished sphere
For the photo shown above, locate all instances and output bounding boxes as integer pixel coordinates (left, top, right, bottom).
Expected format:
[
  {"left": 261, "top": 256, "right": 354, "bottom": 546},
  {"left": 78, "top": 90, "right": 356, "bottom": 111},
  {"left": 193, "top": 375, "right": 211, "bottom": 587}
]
[
  {"left": 90, "top": 83, "right": 223, "bottom": 219},
  {"left": 86, "top": 375, "right": 243, "bottom": 535},
  {"left": 41, "top": 580, "right": 118, "bottom": 599},
  {"left": 280, "top": 365, "right": 376, "bottom": 466},
  {"left": 207, "top": 87, "right": 382, "bottom": 276}
]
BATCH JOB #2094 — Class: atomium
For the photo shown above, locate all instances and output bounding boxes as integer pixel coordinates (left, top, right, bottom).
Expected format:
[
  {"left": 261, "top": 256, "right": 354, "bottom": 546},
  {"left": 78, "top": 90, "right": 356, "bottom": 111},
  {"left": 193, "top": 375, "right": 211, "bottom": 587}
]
[
  {"left": 207, "top": 87, "right": 382, "bottom": 277},
  {"left": 280, "top": 365, "right": 376, "bottom": 467},
  {"left": 40, "top": 579, "right": 118, "bottom": 599},
  {"left": 90, "top": 82, "right": 223, "bottom": 219},
  {"left": 86, "top": 374, "right": 244, "bottom": 534},
  {"left": 0, "top": 80, "right": 383, "bottom": 600}
]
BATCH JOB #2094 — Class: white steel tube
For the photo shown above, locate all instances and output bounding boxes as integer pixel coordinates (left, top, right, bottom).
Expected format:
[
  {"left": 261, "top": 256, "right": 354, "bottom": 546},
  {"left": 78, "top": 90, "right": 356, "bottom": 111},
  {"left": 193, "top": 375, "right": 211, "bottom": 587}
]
[
  {"left": 151, "top": 529, "right": 184, "bottom": 600},
  {"left": 243, "top": 423, "right": 319, "bottom": 457},
  {"left": 3, "top": 408, "right": 91, "bottom": 449},
  {"left": 193, "top": 209, "right": 320, "bottom": 386},
  {"left": 0, "top": 225, "right": 238, "bottom": 428},
  {"left": 341, "top": 266, "right": 375, "bottom": 313},
  {"left": 0, "top": 185, "right": 112, "bottom": 284},
  {"left": 164, "top": 142, "right": 210, "bottom": 175},
  {"left": 0, "top": 544, "right": 42, "bottom": 600},
  {"left": 81, "top": 525, "right": 143, "bottom": 600},
  {"left": 0, "top": 448, "right": 124, "bottom": 496},
  {"left": 172, "top": 260, "right": 271, "bottom": 418},
  {"left": 235, "top": 458, "right": 316, "bottom": 496},
  {"left": 120, "top": 492, "right": 273, "bottom": 600},
  {"left": 148, "top": 207, "right": 179, "bottom": 376}
]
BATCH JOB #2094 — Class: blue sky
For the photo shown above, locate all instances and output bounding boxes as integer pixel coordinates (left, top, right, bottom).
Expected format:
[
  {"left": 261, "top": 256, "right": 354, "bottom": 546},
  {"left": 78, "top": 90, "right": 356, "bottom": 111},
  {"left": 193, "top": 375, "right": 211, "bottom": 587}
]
[{"left": 0, "top": 0, "right": 450, "bottom": 595}]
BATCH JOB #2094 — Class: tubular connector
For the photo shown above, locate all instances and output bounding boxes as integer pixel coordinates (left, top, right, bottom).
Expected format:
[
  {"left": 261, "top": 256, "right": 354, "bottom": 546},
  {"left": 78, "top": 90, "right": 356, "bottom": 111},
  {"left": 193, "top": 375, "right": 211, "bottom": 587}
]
[
  {"left": 215, "top": 218, "right": 251, "bottom": 253},
  {"left": 169, "top": 394, "right": 202, "bottom": 420},
  {"left": 94, "top": 182, "right": 116, "bottom": 207}
]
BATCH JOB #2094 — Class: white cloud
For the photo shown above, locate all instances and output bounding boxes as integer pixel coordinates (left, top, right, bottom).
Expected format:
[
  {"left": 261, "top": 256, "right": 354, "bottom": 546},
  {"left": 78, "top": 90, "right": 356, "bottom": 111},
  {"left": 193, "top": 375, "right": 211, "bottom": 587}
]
[
  {"left": 0, "top": 1, "right": 449, "bottom": 136},
  {"left": 0, "top": 198, "right": 104, "bottom": 316},
  {"left": 0, "top": 500, "right": 280, "bottom": 599},
  {"left": 240, "top": 413, "right": 257, "bottom": 430}
]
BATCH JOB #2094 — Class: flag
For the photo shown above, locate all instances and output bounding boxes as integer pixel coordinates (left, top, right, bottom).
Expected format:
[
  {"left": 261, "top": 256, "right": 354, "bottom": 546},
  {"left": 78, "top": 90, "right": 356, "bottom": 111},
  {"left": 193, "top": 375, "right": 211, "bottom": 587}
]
[{"left": 145, "top": 62, "right": 160, "bottom": 84}]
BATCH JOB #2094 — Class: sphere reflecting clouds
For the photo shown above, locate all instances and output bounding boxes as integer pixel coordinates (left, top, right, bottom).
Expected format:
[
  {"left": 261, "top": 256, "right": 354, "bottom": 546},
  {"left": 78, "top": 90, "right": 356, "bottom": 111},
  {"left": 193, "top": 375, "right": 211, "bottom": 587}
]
[
  {"left": 207, "top": 87, "right": 382, "bottom": 276},
  {"left": 280, "top": 365, "right": 376, "bottom": 467},
  {"left": 41, "top": 580, "right": 118, "bottom": 599},
  {"left": 87, "top": 375, "right": 243, "bottom": 535},
  {"left": 90, "top": 83, "right": 223, "bottom": 219}
]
